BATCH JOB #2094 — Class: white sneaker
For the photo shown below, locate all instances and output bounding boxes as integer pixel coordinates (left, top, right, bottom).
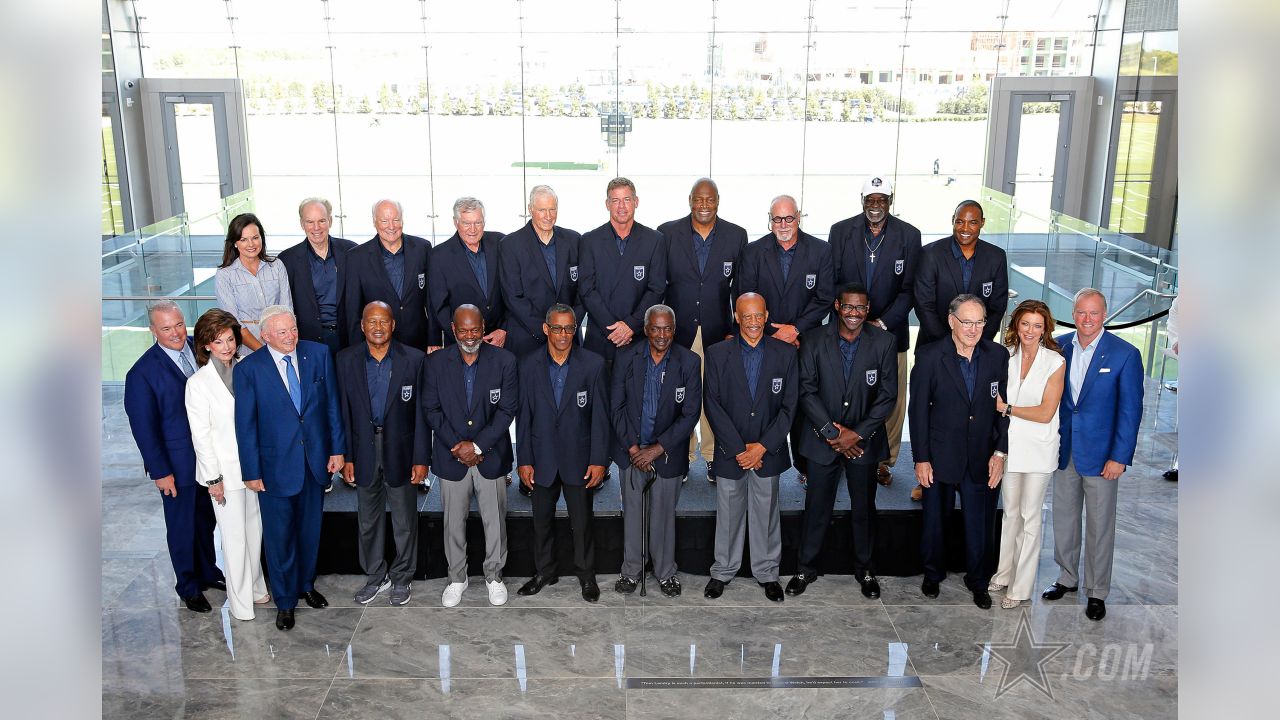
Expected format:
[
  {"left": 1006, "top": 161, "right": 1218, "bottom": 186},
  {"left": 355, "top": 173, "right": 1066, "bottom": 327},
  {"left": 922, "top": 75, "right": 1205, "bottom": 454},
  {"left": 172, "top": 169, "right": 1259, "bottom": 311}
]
[
  {"left": 487, "top": 579, "right": 508, "bottom": 606},
  {"left": 442, "top": 580, "right": 468, "bottom": 608}
]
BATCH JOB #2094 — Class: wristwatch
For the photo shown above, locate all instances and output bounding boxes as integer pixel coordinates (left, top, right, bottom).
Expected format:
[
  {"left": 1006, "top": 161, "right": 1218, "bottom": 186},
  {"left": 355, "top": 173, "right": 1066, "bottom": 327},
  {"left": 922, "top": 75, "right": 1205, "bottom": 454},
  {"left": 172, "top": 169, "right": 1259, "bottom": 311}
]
[{"left": 992, "top": 451, "right": 1007, "bottom": 460}]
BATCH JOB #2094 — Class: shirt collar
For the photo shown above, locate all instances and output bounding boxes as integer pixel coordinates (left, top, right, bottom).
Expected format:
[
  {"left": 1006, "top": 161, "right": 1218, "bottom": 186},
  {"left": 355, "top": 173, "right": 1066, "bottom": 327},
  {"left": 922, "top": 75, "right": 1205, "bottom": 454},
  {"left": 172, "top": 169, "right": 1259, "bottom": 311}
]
[
  {"left": 307, "top": 241, "right": 332, "bottom": 262},
  {"left": 379, "top": 241, "right": 403, "bottom": 258},
  {"left": 267, "top": 344, "right": 296, "bottom": 367},
  {"left": 739, "top": 336, "right": 762, "bottom": 353},
  {"left": 160, "top": 343, "right": 192, "bottom": 365},
  {"left": 1073, "top": 329, "right": 1105, "bottom": 352},
  {"left": 950, "top": 238, "right": 966, "bottom": 259}
]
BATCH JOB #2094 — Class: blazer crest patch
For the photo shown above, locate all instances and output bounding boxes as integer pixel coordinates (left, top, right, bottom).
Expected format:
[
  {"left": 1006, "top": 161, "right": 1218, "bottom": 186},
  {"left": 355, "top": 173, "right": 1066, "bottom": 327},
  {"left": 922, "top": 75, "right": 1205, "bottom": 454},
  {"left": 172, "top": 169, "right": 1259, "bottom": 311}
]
[
  {"left": 771, "top": 377, "right": 783, "bottom": 394},
  {"left": 723, "top": 261, "right": 733, "bottom": 277},
  {"left": 577, "top": 389, "right": 588, "bottom": 408},
  {"left": 805, "top": 273, "right": 816, "bottom": 290},
  {"left": 633, "top": 265, "right": 646, "bottom": 281},
  {"left": 490, "top": 388, "right": 501, "bottom": 404},
  {"left": 866, "top": 369, "right": 878, "bottom": 386},
  {"left": 401, "top": 385, "right": 413, "bottom": 402},
  {"left": 418, "top": 272, "right": 426, "bottom": 289},
  {"left": 569, "top": 265, "right": 579, "bottom": 281},
  {"left": 982, "top": 280, "right": 993, "bottom": 297},
  {"left": 675, "top": 386, "right": 686, "bottom": 403},
  {"left": 894, "top": 259, "right": 904, "bottom": 275},
  {"left": 990, "top": 381, "right": 999, "bottom": 398}
]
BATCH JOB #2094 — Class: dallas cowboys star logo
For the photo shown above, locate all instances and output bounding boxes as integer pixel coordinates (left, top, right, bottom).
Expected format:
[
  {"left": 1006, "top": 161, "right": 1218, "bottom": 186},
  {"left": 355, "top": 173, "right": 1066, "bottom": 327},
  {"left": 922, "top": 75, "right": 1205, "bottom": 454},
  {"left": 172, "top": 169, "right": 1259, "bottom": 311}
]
[{"left": 977, "top": 612, "right": 1070, "bottom": 700}]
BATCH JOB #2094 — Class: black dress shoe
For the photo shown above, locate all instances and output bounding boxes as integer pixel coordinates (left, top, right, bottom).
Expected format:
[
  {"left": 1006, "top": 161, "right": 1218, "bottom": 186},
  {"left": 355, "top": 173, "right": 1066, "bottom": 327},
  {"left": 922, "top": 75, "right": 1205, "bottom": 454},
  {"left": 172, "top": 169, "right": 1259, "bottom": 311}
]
[
  {"left": 760, "top": 581, "right": 785, "bottom": 602},
  {"left": 183, "top": 593, "right": 212, "bottom": 613},
  {"left": 1085, "top": 597, "right": 1107, "bottom": 621},
  {"left": 614, "top": 576, "right": 638, "bottom": 594},
  {"left": 704, "top": 578, "right": 726, "bottom": 599},
  {"left": 517, "top": 575, "right": 558, "bottom": 596},
  {"left": 275, "top": 609, "right": 295, "bottom": 630},
  {"left": 921, "top": 579, "right": 940, "bottom": 598},
  {"left": 299, "top": 589, "right": 329, "bottom": 609},
  {"left": 785, "top": 572, "right": 816, "bottom": 596},
  {"left": 859, "top": 574, "right": 881, "bottom": 599},
  {"left": 972, "top": 590, "right": 992, "bottom": 609},
  {"left": 1041, "top": 582, "right": 1078, "bottom": 601},
  {"left": 581, "top": 577, "right": 600, "bottom": 603},
  {"left": 204, "top": 579, "right": 227, "bottom": 593}
]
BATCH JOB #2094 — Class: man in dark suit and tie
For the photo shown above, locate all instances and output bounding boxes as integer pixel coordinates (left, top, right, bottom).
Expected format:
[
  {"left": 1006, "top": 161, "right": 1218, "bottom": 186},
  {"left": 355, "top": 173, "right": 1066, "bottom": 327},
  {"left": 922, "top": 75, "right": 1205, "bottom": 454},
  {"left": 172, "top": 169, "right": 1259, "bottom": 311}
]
[
  {"left": 234, "top": 306, "right": 346, "bottom": 630},
  {"left": 515, "top": 304, "right": 610, "bottom": 602},
  {"left": 1042, "top": 288, "right": 1144, "bottom": 622},
  {"left": 499, "top": 185, "right": 584, "bottom": 360},
  {"left": 336, "top": 301, "right": 430, "bottom": 608},
  {"left": 914, "top": 200, "right": 1008, "bottom": 351},
  {"left": 578, "top": 177, "right": 668, "bottom": 369},
  {"left": 909, "top": 294, "right": 1009, "bottom": 609},
  {"left": 278, "top": 197, "right": 359, "bottom": 356},
  {"left": 658, "top": 178, "right": 747, "bottom": 483},
  {"left": 428, "top": 197, "right": 507, "bottom": 349},
  {"left": 828, "top": 177, "right": 922, "bottom": 490},
  {"left": 422, "top": 305, "right": 519, "bottom": 608},
  {"left": 345, "top": 199, "right": 438, "bottom": 351},
  {"left": 702, "top": 293, "right": 799, "bottom": 602},
  {"left": 788, "top": 283, "right": 897, "bottom": 600},
  {"left": 124, "top": 300, "right": 225, "bottom": 613},
  {"left": 609, "top": 304, "right": 702, "bottom": 598}
]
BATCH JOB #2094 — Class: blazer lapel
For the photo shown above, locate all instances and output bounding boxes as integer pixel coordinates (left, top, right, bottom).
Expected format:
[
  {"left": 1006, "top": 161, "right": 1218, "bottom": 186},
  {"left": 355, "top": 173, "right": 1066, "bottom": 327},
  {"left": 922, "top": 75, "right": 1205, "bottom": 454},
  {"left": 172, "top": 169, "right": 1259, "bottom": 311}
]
[
  {"left": 941, "top": 349, "right": 972, "bottom": 406},
  {"left": 556, "top": 351, "right": 586, "bottom": 419},
  {"left": 818, "top": 328, "right": 846, "bottom": 396},
  {"left": 383, "top": 343, "right": 409, "bottom": 415},
  {"left": 676, "top": 219, "right": 700, "bottom": 277},
  {"left": 403, "top": 238, "right": 422, "bottom": 300},
  {"left": 844, "top": 333, "right": 876, "bottom": 403},
  {"left": 1076, "top": 334, "right": 1109, "bottom": 405},
  {"left": 483, "top": 234, "right": 500, "bottom": 301},
  {"left": 781, "top": 236, "right": 808, "bottom": 292},
  {"left": 869, "top": 223, "right": 899, "bottom": 288},
  {"left": 942, "top": 239, "right": 965, "bottom": 296}
]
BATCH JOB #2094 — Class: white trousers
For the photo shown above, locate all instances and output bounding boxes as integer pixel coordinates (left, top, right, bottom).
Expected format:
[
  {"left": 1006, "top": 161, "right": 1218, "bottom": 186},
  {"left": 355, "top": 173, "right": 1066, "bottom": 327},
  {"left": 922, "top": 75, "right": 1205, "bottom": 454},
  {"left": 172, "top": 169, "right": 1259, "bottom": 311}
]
[
  {"left": 992, "top": 470, "right": 1051, "bottom": 601},
  {"left": 213, "top": 487, "right": 268, "bottom": 620}
]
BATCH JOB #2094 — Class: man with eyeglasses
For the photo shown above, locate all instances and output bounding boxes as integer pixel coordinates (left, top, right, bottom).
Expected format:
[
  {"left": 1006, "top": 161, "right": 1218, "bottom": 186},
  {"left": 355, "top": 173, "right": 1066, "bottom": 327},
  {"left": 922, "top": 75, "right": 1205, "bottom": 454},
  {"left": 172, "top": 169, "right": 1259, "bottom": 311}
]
[
  {"left": 787, "top": 283, "right": 897, "bottom": 600},
  {"left": 1041, "top": 288, "right": 1143, "bottom": 622},
  {"left": 515, "top": 304, "right": 610, "bottom": 603},
  {"left": 829, "top": 177, "right": 921, "bottom": 491},
  {"left": 428, "top": 197, "right": 506, "bottom": 349},
  {"left": 346, "top": 199, "right": 438, "bottom": 352},
  {"left": 914, "top": 200, "right": 1007, "bottom": 352},
  {"left": 908, "top": 294, "right": 1008, "bottom": 610}
]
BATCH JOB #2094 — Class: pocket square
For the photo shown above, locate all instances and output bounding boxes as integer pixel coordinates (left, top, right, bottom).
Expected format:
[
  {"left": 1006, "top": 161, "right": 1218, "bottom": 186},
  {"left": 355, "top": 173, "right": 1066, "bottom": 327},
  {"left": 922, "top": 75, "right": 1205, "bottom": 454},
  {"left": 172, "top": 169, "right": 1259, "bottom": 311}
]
[{"left": 1099, "top": 368, "right": 1111, "bottom": 373}]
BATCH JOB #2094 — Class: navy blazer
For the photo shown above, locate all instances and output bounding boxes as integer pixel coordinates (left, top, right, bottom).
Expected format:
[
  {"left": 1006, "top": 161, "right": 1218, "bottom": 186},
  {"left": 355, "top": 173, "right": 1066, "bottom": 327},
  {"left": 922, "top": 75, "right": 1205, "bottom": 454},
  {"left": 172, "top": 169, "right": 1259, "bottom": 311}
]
[
  {"left": 124, "top": 340, "right": 198, "bottom": 487},
  {"left": 499, "top": 222, "right": 584, "bottom": 359},
  {"left": 914, "top": 237, "right": 1008, "bottom": 350},
  {"left": 1056, "top": 331, "right": 1144, "bottom": 476},
  {"left": 421, "top": 342, "right": 519, "bottom": 482},
  {"left": 907, "top": 337, "right": 1009, "bottom": 485},
  {"left": 234, "top": 340, "right": 346, "bottom": 497},
  {"left": 609, "top": 342, "right": 703, "bottom": 478},
  {"left": 828, "top": 214, "right": 922, "bottom": 352},
  {"left": 578, "top": 221, "right": 668, "bottom": 364},
  {"left": 516, "top": 347, "right": 610, "bottom": 487},
  {"left": 278, "top": 236, "right": 359, "bottom": 351},
  {"left": 796, "top": 323, "right": 898, "bottom": 466},
  {"left": 335, "top": 341, "right": 430, "bottom": 488},
  {"left": 657, "top": 215, "right": 748, "bottom": 349},
  {"left": 345, "top": 234, "right": 436, "bottom": 350},
  {"left": 737, "top": 230, "right": 835, "bottom": 335},
  {"left": 428, "top": 231, "right": 506, "bottom": 346},
  {"left": 703, "top": 336, "right": 799, "bottom": 480}
]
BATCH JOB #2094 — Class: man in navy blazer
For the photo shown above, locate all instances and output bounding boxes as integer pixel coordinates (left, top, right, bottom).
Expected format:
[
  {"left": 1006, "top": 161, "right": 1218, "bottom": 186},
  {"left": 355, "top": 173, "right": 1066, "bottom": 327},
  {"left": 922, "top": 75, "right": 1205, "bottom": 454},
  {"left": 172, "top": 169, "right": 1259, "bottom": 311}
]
[
  {"left": 428, "top": 197, "right": 506, "bottom": 348},
  {"left": 498, "top": 185, "right": 584, "bottom": 360},
  {"left": 914, "top": 200, "right": 1008, "bottom": 351},
  {"left": 336, "top": 302, "right": 430, "bottom": 608},
  {"left": 278, "top": 197, "right": 359, "bottom": 356},
  {"left": 515, "top": 304, "right": 610, "bottom": 602},
  {"left": 1042, "top": 288, "right": 1144, "bottom": 622},
  {"left": 736, "top": 195, "right": 834, "bottom": 347},
  {"left": 345, "top": 199, "right": 437, "bottom": 351},
  {"left": 234, "top": 306, "right": 345, "bottom": 630},
  {"left": 909, "top": 294, "right": 1009, "bottom": 609},
  {"left": 422, "top": 305, "right": 519, "bottom": 608},
  {"left": 578, "top": 177, "right": 668, "bottom": 368},
  {"left": 657, "top": 178, "right": 747, "bottom": 481},
  {"left": 702, "top": 293, "right": 799, "bottom": 602},
  {"left": 124, "top": 301, "right": 224, "bottom": 612},
  {"left": 789, "top": 284, "right": 898, "bottom": 600},
  {"left": 609, "top": 304, "right": 703, "bottom": 598},
  {"left": 828, "top": 177, "right": 922, "bottom": 487}
]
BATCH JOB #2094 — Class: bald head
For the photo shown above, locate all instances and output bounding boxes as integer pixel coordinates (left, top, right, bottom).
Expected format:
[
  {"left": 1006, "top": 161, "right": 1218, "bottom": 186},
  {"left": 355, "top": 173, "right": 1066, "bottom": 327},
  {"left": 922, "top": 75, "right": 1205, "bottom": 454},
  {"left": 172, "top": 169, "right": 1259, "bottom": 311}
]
[{"left": 452, "top": 304, "right": 484, "bottom": 354}]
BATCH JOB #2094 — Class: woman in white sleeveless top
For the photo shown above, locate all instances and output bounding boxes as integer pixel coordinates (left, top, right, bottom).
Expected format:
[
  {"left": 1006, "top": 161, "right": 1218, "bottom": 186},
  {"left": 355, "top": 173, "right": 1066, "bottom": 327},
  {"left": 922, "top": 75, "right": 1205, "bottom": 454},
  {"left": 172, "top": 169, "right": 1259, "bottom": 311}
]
[{"left": 989, "top": 300, "right": 1066, "bottom": 608}]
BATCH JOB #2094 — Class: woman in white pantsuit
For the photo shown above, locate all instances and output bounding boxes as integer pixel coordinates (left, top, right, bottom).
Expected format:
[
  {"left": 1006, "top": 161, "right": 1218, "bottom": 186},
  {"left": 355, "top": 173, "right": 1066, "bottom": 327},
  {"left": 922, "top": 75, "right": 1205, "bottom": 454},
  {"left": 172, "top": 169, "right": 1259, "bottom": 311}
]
[
  {"left": 990, "top": 300, "right": 1066, "bottom": 609},
  {"left": 185, "top": 308, "right": 269, "bottom": 620}
]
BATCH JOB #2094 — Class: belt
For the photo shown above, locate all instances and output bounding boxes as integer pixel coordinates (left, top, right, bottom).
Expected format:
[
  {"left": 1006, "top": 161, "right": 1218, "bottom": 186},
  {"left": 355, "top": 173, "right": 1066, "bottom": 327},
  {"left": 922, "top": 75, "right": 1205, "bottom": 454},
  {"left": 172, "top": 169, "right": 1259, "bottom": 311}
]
[{"left": 372, "top": 425, "right": 384, "bottom": 434}]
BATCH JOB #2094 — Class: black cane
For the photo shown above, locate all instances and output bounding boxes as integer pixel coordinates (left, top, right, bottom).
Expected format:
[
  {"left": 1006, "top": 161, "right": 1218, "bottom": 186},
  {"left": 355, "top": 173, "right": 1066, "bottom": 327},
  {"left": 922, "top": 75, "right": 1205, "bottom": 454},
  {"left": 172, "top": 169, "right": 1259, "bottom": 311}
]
[{"left": 639, "top": 470, "right": 657, "bottom": 596}]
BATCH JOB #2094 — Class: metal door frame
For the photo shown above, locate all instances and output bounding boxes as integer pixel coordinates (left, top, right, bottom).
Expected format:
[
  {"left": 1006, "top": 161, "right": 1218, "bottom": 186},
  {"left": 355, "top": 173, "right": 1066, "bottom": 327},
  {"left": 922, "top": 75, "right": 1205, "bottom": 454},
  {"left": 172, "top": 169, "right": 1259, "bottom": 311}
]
[
  {"left": 1102, "top": 76, "right": 1178, "bottom": 248},
  {"left": 1000, "top": 92, "right": 1075, "bottom": 214},
  {"left": 159, "top": 93, "right": 233, "bottom": 217}
]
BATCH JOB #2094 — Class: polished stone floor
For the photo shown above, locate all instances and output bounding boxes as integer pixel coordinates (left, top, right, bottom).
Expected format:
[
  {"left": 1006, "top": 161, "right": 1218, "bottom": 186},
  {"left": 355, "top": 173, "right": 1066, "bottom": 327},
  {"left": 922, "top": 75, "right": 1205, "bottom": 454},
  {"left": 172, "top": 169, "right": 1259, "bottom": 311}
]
[{"left": 101, "top": 382, "right": 1178, "bottom": 718}]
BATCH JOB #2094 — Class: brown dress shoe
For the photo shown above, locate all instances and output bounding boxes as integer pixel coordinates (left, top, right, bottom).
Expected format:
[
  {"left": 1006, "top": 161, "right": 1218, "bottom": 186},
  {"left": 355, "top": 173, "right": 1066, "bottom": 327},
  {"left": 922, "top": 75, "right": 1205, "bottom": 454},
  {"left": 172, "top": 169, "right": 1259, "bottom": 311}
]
[
  {"left": 877, "top": 465, "right": 893, "bottom": 487},
  {"left": 911, "top": 485, "right": 923, "bottom": 502}
]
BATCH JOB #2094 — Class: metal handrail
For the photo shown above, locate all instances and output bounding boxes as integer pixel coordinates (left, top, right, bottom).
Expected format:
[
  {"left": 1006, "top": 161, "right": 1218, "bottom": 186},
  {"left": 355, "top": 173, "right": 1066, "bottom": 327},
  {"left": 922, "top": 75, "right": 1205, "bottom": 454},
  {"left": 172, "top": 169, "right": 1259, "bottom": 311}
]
[{"left": 1105, "top": 287, "right": 1176, "bottom": 324}]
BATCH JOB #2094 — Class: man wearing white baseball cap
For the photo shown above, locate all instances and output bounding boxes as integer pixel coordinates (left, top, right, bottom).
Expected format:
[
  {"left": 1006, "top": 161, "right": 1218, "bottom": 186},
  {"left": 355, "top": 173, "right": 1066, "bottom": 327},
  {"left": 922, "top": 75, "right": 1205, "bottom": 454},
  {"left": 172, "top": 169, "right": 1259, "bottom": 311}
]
[{"left": 828, "top": 176, "right": 922, "bottom": 499}]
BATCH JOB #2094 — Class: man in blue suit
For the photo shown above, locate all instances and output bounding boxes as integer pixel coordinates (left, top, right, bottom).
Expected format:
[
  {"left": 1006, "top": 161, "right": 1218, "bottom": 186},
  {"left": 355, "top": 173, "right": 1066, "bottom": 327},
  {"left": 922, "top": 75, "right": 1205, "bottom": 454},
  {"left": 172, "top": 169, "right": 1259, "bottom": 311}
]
[
  {"left": 1042, "top": 288, "right": 1144, "bottom": 621},
  {"left": 515, "top": 304, "right": 610, "bottom": 602},
  {"left": 235, "top": 305, "right": 345, "bottom": 630},
  {"left": 909, "top": 294, "right": 1009, "bottom": 609},
  {"left": 428, "top": 197, "right": 507, "bottom": 348},
  {"left": 124, "top": 301, "right": 225, "bottom": 612}
]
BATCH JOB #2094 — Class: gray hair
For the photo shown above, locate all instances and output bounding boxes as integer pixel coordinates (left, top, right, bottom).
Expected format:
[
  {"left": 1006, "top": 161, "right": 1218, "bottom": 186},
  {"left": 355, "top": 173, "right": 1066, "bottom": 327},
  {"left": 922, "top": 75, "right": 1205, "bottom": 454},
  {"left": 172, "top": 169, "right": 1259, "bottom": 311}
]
[
  {"left": 607, "top": 176, "right": 637, "bottom": 196},
  {"left": 372, "top": 198, "right": 404, "bottom": 219},
  {"left": 644, "top": 304, "right": 675, "bottom": 326},
  {"left": 528, "top": 184, "right": 558, "bottom": 206},
  {"left": 147, "top": 299, "right": 183, "bottom": 324},
  {"left": 258, "top": 304, "right": 295, "bottom": 331},
  {"left": 769, "top": 194, "right": 798, "bottom": 213},
  {"left": 1073, "top": 287, "right": 1107, "bottom": 311},
  {"left": 690, "top": 177, "right": 719, "bottom": 197},
  {"left": 948, "top": 293, "right": 985, "bottom": 316},
  {"left": 544, "top": 303, "right": 576, "bottom": 325},
  {"left": 452, "top": 196, "right": 486, "bottom": 222},
  {"left": 297, "top": 197, "right": 332, "bottom": 220}
]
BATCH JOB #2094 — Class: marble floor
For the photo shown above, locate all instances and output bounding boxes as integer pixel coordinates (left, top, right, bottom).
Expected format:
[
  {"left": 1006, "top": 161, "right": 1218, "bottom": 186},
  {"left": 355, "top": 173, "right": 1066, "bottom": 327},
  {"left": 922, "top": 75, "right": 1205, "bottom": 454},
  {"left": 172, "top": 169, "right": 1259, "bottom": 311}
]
[{"left": 101, "top": 382, "right": 1179, "bottom": 719}]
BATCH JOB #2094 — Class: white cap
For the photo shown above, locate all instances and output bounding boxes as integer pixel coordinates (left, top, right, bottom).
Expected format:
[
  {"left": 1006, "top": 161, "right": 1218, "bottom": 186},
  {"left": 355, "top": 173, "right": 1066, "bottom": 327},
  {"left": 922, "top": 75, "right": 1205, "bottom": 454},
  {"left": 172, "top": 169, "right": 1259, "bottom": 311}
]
[{"left": 861, "top": 176, "right": 894, "bottom": 197}]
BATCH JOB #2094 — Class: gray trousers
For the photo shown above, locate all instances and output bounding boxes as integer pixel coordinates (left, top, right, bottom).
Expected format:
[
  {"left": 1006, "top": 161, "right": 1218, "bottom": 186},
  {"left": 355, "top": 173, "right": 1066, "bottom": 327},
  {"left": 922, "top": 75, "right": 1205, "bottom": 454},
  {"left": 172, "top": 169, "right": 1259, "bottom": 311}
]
[
  {"left": 1052, "top": 458, "right": 1119, "bottom": 599},
  {"left": 441, "top": 466, "right": 508, "bottom": 583},
  {"left": 709, "top": 470, "right": 781, "bottom": 583},
  {"left": 356, "top": 433, "right": 419, "bottom": 585},
  {"left": 620, "top": 465, "right": 683, "bottom": 582}
]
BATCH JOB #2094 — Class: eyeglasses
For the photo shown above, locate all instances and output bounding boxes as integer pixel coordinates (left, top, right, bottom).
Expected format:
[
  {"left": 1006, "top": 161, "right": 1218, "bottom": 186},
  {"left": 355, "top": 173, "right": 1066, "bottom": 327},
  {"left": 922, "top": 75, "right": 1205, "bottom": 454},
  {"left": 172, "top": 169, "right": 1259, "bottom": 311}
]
[
  {"left": 547, "top": 324, "right": 577, "bottom": 335},
  {"left": 770, "top": 215, "right": 797, "bottom": 225},
  {"left": 838, "top": 304, "right": 870, "bottom": 314},
  {"left": 950, "top": 314, "right": 987, "bottom": 329}
]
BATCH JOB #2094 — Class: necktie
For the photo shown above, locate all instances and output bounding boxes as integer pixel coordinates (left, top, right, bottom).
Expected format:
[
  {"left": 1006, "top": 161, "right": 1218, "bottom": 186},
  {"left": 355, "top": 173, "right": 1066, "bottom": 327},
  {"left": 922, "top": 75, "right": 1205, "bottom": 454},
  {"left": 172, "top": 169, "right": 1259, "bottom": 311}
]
[
  {"left": 283, "top": 355, "right": 302, "bottom": 413},
  {"left": 178, "top": 351, "right": 195, "bottom": 378}
]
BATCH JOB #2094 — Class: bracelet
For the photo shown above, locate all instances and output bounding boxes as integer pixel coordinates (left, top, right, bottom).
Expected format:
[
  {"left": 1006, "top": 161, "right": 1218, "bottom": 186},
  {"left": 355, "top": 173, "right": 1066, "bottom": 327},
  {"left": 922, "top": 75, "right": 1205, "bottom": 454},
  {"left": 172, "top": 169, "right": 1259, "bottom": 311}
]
[{"left": 207, "top": 475, "right": 223, "bottom": 487}]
